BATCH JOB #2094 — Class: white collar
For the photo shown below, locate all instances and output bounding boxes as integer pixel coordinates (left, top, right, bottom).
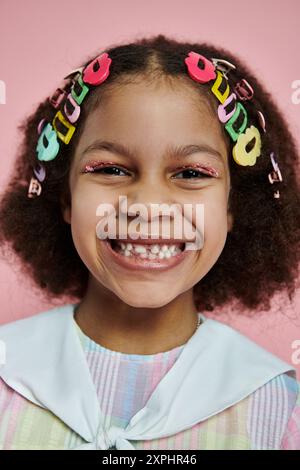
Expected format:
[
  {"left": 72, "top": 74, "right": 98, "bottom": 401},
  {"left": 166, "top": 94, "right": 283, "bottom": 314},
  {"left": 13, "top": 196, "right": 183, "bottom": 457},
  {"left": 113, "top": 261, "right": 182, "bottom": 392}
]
[{"left": 0, "top": 304, "right": 295, "bottom": 450}]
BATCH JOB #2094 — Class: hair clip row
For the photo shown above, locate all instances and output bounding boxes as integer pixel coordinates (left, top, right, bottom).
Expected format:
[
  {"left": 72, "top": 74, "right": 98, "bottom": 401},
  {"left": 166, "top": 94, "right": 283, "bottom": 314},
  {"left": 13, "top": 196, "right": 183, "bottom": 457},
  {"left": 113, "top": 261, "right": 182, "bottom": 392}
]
[{"left": 28, "top": 50, "right": 282, "bottom": 199}]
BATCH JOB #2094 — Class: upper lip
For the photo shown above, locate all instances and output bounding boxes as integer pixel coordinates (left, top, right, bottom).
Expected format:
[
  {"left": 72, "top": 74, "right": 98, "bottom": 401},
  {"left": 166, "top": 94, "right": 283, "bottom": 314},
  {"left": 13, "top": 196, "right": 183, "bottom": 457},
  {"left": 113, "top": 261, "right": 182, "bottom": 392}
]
[{"left": 108, "top": 237, "right": 186, "bottom": 245}]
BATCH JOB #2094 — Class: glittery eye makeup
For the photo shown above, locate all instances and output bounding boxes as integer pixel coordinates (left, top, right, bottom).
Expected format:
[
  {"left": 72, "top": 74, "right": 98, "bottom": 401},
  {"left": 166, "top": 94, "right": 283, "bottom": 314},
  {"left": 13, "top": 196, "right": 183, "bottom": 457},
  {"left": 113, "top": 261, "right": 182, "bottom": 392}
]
[
  {"left": 81, "top": 160, "right": 220, "bottom": 179},
  {"left": 172, "top": 163, "right": 219, "bottom": 178},
  {"left": 81, "top": 161, "right": 130, "bottom": 175}
]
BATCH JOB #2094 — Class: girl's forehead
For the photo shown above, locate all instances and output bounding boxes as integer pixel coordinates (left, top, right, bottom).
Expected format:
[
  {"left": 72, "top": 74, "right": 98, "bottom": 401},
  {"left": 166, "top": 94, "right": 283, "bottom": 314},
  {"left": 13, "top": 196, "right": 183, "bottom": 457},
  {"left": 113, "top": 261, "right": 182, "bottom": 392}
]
[
  {"left": 91, "top": 79, "right": 215, "bottom": 113},
  {"left": 83, "top": 81, "right": 225, "bottom": 139},
  {"left": 71, "top": 80, "right": 230, "bottom": 166}
]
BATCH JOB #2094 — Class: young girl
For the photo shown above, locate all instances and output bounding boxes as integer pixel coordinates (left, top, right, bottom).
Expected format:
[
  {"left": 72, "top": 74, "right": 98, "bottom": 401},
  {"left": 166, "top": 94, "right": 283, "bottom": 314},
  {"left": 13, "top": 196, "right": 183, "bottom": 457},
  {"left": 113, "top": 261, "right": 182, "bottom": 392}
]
[{"left": 0, "top": 34, "right": 299, "bottom": 450}]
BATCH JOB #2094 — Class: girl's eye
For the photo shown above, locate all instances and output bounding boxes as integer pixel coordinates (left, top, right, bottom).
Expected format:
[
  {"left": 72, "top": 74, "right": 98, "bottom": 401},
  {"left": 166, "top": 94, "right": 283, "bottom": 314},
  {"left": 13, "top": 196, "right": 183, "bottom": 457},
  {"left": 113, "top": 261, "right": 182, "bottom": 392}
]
[
  {"left": 83, "top": 165, "right": 130, "bottom": 177},
  {"left": 172, "top": 168, "right": 215, "bottom": 180},
  {"left": 83, "top": 164, "right": 218, "bottom": 179}
]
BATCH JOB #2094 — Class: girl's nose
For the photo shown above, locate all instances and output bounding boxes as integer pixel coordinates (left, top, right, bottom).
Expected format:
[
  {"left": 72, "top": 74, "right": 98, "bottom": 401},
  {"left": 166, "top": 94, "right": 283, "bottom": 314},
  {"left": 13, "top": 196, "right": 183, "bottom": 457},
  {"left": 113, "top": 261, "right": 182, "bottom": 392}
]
[
  {"left": 117, "top": 189, "right": 184, "bottom": 240},
  {"left": 119, "top": 187, "right": 182, "bottom": 220}
]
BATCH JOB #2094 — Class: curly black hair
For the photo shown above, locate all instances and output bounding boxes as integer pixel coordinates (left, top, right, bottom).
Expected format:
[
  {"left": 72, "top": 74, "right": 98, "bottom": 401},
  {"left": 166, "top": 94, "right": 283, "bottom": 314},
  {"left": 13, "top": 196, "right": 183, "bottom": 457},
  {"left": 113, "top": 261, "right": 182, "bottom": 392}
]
[{"left": 0, "top": 34, "right": 299, "bottom": 314}]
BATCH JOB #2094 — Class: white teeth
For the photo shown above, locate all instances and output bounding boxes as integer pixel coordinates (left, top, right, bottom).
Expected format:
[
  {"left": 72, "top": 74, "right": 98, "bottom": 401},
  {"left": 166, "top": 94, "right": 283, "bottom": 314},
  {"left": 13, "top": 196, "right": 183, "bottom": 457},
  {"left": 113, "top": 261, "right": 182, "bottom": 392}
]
[
  {"left": 134, "top": 245, "right": 147, "bottom": 254},
  {"left": 120, "top": 242, "right": 133, "bottom": 251},
  {"left": 112, "top": 240, "right": 184, "bottom": 259}
]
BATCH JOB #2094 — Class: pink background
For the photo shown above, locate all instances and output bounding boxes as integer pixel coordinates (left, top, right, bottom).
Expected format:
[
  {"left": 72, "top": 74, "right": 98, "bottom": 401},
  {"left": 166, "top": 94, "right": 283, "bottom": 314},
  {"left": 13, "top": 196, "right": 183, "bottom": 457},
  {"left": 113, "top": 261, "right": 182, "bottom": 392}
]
[{"left": 0, "top": 0, "right": 299, "bottom": 378}]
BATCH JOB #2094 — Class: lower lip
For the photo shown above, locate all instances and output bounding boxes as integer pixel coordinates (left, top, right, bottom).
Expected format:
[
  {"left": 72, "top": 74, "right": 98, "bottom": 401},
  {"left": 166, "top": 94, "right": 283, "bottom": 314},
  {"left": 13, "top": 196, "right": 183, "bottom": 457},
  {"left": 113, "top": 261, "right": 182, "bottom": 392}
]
[{"left": 101, "top": 240, "right": 191, "bottom": 272}]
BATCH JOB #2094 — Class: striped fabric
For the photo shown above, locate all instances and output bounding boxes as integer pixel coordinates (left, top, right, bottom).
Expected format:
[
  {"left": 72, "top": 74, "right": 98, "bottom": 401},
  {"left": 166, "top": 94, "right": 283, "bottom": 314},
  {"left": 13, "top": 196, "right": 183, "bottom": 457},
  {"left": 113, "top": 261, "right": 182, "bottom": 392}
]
[{"left": 0, "top": 314, "right": 299, "bottom": 450}]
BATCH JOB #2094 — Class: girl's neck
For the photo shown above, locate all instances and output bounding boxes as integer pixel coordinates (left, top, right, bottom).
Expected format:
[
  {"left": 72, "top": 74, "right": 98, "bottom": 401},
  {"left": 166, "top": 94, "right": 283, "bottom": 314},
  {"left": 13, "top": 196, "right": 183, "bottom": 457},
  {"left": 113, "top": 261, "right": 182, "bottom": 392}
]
[{"left": 73, "top": 281, "right": 199, "bottom": 355}]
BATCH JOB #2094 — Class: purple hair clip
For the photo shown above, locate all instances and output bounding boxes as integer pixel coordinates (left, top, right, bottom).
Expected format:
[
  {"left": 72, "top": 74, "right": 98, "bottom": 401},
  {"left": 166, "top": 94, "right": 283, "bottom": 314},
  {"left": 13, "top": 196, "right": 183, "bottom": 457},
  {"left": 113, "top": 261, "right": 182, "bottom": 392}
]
[{"left": 33, "top": 163, "right": 46, "bottom": 182}]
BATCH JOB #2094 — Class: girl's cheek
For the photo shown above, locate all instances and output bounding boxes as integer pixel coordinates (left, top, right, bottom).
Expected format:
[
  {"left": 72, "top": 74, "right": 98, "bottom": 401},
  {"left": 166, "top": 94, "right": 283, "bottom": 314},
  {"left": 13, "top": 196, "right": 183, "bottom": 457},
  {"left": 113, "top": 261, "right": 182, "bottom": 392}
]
[
  {"left": 73, "top": 191, "right": 123, "bottom": 243},
  {"left": 71, "top": 190, "right": 99, "bottom": 230},
  {"left": 73, "top": 183, "right": 109, "bottom": 214},
  {"left": 193, "top": 196, "right": 228, "bottom": 243}
]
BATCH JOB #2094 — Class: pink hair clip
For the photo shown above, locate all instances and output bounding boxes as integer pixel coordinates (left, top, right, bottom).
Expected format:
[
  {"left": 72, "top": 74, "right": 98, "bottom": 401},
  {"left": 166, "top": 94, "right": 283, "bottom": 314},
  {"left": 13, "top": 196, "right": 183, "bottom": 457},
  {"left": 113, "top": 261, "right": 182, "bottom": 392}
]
[
  {"left": 37, "top": 118, "right": 47, "bottom": 136},
  {"left": 257, "top": 110, "right": 267, "bottom": 133},
  {"left": 234, "top": 78, "right": 254, "bottom": 101},
  {"left": 49, "top": 88, "right": 68, "bottom": 109}
]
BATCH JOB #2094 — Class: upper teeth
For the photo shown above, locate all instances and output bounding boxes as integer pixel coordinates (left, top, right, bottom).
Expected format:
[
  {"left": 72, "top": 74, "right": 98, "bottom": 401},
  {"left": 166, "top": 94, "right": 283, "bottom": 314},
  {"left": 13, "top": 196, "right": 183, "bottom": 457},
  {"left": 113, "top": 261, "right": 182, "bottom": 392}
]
[
  {"left": 120, "top": 242, "right": 180, "bottom": 251},
  {"left": 114, "top": 241, "right": 184, "bottom": 258}
]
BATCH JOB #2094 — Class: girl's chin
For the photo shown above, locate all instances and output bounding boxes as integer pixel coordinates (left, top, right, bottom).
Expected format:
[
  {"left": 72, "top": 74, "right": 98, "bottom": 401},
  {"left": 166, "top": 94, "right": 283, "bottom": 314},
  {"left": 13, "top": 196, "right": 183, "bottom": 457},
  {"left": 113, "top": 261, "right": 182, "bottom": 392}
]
[
  {"left": 107, "top": 282, "right": 180, "bottom": 307},
  {"left": 112, "top": 295, "right": 176, "bottom": 309}
]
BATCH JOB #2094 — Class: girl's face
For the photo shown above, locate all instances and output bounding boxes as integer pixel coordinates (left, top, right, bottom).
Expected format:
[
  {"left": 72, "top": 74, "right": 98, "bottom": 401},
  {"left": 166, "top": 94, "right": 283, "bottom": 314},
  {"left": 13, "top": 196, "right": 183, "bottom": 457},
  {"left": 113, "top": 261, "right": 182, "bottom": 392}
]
[{"left": 64, "top": 80, "right": 233, "bottom": 308}]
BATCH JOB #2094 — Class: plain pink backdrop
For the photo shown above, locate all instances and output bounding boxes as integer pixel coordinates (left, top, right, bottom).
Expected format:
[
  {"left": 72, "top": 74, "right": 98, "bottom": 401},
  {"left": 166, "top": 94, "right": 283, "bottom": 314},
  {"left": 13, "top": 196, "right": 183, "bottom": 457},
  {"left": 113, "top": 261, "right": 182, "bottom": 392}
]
[{"left": 0, "top": 0, "right": 299, "bottom": 377}]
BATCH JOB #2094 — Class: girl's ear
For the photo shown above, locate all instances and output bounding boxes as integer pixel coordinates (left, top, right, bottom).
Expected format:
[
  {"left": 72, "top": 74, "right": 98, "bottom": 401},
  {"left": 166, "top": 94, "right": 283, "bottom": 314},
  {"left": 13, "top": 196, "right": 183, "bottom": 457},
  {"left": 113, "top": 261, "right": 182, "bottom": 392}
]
[
  {"left": 60, "top": 193, "right": 71, "bottom": 225},
  {"left": 227, "top": 211, "right": 234, "bottom": 232},
  {"left": 62, "top": 205, "right": 71, "bottom": 225},
  {"left": 227, "top": 185, "right": 233, "bottom": 232}
]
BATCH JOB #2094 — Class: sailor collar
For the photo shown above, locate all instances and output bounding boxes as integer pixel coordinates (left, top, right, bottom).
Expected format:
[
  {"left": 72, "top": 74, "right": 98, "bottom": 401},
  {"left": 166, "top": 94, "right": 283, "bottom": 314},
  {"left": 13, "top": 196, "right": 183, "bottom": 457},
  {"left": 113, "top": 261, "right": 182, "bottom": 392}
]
[{"left": 0, "top": 304, "right": 295, "bottom": 450}]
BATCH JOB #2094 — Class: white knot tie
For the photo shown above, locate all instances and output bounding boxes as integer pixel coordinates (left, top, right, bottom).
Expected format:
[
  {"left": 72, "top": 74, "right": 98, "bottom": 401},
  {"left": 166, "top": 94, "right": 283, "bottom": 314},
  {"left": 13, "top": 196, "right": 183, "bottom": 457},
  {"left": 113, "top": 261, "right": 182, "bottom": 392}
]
[{"left": 73, "top": 425, "right": 136, "bottom": 450}]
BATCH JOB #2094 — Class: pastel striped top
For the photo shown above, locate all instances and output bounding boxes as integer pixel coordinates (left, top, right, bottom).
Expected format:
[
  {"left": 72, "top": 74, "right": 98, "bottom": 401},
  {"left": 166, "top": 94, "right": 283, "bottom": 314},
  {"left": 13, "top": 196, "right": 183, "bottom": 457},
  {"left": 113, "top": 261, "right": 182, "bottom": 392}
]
[{"left": 0, "top": 312, "right": 299, "bottom": 450}]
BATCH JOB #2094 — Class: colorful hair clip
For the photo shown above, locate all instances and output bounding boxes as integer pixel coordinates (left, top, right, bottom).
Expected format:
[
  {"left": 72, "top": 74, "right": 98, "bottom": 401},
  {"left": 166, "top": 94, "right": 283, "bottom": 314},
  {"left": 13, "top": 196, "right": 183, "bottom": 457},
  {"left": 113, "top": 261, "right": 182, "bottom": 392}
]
[
  {"left": 49, "top": 88, "right": 68, "bottom": 109},
  {"left": 27, "top": 177, "right": 42, "bottom": 198},
  {"left": 257, "top": 110, "right": 267, "bottom": 133},
  {"left": 37, "top": 118, "right": 47, "bottom": 136},
  {"left": 234, "top": 79, "right": 254, "bottom": 101},
  {"left": 184, "top": 51, "right": 262, "bottom": 167},
  {"left": 184, "top": 52, "right": 216, "bottom": 84},
  {"left": 52, "top": 110, "right": 76, "bottom": 144},
  {"left": 268, "top": 152, "right": 283, "bottom": 184},
  {"left": 218, "top": 93, "right": 237, "bottom": 123},
  {"left": 82, "top": 52, "right": 112, "bottom": 86},
  {"left": 30, "top": 52, "right": 112, "bottom": 196},
  {"left": 33, "top": 163, "right": 46, "bottom": 182},
  {"left": 268, "top": 152, "right": 282, "bottom": 199},
  {"left": 224, "top": 102, "right": 248, "bottom": 140},
  {"left": 232, "top": 126, "right": 262, "bottom": 166},
  {"left": 211, "top": 58, "right": 236, "bottom": 79},
  {"left": 71, "top": 75, "right": 90, "bottom": 105},
  {"left": 27, "top": 164, "right": 46, "bottom": 198},
  {"left": 36, "top": 122, "right": 60, "bottom": 161},
  {"left": 211, "top": 70, "right": 231, "bottom": 103},
  {"left": 63, "top": 66, "right": 84, "bottom": 81},
  {"left": 64, "top": 93, "right": 81, "bottom": 124},
  {"left": 30, "top": 50, "right": 280, "bottom": 200}
]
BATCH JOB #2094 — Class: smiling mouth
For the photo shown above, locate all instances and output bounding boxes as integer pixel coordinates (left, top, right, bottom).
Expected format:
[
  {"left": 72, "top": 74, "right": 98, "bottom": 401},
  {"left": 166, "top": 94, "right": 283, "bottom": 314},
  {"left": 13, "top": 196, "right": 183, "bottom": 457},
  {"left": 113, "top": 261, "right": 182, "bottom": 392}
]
[
  {"left": 101, "top": 237, "right": 192, "bottom": 272},
  {"left": 109, "top": 239, "right": 186, "bottom": 259}
]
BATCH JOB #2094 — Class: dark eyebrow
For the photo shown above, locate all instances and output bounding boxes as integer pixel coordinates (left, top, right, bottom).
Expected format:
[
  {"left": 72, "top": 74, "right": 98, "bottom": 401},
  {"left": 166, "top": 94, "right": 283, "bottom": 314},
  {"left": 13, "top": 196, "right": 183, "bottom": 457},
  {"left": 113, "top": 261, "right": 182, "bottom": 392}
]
[{"left": 80, "top": 139, "right": 224, "bottom": 164}]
